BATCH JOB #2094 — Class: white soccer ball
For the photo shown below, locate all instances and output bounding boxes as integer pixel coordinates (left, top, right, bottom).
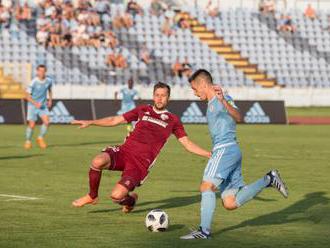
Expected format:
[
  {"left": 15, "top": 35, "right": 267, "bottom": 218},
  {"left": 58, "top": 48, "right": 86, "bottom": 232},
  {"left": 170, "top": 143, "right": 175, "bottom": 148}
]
[{"left": 145, "top": 209, "right": 169, "bottom": 232}]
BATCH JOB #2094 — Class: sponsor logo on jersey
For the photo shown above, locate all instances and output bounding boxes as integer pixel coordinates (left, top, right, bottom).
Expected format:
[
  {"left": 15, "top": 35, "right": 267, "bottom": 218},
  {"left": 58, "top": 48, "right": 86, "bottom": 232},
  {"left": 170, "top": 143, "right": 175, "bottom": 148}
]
[
  {"left": 50, "top": 101, "right": 75, "bottom": 123},
  {"left": 160, "top": 114, "right": 169, "bottom": 121},
  {"left": 181, "top": 102, "right": 207, "bottom": 123},
  {"left": 142, "top": 115, "right": 168, "bottom": 128},
  {"left": 244, "top": 102, "right": 270, "bottom": 123},
  {"left": 0, "top": 115, "right": 4, "bottom": 123}
]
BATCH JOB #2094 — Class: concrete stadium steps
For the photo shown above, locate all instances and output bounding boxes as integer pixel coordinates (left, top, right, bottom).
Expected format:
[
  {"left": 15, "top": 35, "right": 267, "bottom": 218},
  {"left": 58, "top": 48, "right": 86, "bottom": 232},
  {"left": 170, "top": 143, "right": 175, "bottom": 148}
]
[
  {"left": 181, "top": 13, "right": 277, "bottom": 88},
  {"left": 0, "top": 67, "right": 25, "bottom": 99}
]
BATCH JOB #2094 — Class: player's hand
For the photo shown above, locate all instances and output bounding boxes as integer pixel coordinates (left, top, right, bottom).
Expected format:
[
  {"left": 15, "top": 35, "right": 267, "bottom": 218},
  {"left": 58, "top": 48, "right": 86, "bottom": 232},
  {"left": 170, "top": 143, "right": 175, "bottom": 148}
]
[
  {"left": 47, "top": 100, "right": 52, "bottom": 108},
  {"left": 71, "top": 120, "right": 91, "bottom": 129},
  {"left": 34, "top": 102, "right": 42, "bottom": 109},
  {"left": 213, "top": 85, "right": 225, "bottom": 102}
]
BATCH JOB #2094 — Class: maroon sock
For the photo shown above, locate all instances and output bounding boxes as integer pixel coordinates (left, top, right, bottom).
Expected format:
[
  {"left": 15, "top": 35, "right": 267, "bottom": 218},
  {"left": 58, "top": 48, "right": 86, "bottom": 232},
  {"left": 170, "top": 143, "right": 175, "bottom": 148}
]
[
  {"left": 88, "top": 167, "right": 102, "bottom": 199},
  {"left": 119, "top": 195, "right": 136, "bottom": 206}
]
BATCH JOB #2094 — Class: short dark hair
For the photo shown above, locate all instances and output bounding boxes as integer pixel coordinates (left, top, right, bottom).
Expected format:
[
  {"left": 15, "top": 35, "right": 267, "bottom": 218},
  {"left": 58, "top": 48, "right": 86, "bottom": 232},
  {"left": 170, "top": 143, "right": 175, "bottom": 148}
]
[
  {"left": 153, "top": 82, "right": 171, "bottom": 96},
  {"left": 37, "top": 64, "right": 47, "bottom": 70},
  {"left": 188, "top": 69, "right": 213, "bottom": 85}
]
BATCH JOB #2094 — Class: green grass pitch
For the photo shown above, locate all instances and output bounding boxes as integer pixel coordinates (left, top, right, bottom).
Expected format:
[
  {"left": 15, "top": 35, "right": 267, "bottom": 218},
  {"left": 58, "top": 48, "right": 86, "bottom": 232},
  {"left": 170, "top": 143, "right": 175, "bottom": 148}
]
[{"left": 0, "top": 124, "right": 329, "bottom": 248}]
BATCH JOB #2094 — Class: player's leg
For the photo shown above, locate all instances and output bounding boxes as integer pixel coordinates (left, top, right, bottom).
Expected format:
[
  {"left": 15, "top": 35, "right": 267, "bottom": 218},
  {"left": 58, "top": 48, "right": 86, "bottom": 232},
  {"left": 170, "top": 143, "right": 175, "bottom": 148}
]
[
  {"left": 24, "top": 105, "right": 37, "bottom": 149},
  {"left": 24, "top": 120, "right": 35, "bottom": 149},
  {"left": 72, "top": 152, "right": 111, "bottom": 207},
  {"left": 110, "top": 181, "right": 138, "bottom": 213},
  {"left": 37, "top": 112, "right": 50, "bottom": 148},
  {"left": 181, "top": 148, "right": 227, "bottom": 239}
]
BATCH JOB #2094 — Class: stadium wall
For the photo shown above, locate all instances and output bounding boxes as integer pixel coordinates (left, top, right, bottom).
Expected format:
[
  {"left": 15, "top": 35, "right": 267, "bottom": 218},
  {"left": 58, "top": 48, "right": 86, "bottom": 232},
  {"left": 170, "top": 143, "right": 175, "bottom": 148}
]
[{"left": 52, "top": 85, "right": 330, "bottom": 107}]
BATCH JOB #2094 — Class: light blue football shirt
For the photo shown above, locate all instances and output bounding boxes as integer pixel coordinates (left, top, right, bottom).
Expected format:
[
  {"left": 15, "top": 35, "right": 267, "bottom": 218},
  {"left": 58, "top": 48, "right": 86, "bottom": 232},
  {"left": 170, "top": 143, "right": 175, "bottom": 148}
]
[
  {"left": 120, "top": 88, "right": 138, "bottom": 106},
  {"left": 27, "top": 76, "right": 53, "bottom": 106},
  {"left": 206, "top": 95, "right": 238, "bottom": 147}
]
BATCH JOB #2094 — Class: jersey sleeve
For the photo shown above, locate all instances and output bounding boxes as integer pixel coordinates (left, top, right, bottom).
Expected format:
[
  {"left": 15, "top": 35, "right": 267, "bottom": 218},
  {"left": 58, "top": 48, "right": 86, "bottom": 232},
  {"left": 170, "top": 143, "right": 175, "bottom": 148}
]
[
  {"left": 26, "top": 79, "right": 35, "bottom": 94},
  {"left": 225, "top": 94, "right": 239, "bottom": 109},
  {"left": 172, "top": 116, "right": 187, "bottom": 139},
  {"left": 122, "top": 105, "right": 143, "bottom": 122}
]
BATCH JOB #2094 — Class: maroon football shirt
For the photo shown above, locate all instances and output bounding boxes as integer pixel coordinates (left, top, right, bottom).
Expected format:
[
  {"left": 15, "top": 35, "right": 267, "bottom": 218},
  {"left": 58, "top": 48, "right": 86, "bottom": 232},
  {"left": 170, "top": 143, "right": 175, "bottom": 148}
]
[{"left": 122, "top": 105, "right": 187, "bottom": 168}]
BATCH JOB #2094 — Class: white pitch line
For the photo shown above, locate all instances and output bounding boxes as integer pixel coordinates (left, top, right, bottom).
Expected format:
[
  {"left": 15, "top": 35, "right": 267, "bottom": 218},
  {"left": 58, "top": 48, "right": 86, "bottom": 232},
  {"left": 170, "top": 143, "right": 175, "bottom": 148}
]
[{"left": 0, "top": 194, "right": 41, "bottom": 201}]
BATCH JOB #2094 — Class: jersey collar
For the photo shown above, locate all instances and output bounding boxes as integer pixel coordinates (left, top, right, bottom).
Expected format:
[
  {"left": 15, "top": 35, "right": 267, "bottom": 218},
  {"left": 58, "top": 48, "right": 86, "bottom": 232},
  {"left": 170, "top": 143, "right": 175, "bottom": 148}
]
[
  {"left": 208, "top": 96, "right": 217, "bottom": 106},
  {"left": 152, "top": 106, "right": 168, "bottom": 114}
]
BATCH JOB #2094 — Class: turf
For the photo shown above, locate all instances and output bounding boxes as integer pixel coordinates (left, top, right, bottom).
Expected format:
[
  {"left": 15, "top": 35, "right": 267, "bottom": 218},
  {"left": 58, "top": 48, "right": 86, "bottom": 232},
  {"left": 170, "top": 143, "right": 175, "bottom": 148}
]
[
  {"left": 286, "top": 107, "right": 330, "bottom": 117},
  {"left": 0, "top": 124, "right": 329, "bottom": 248}
]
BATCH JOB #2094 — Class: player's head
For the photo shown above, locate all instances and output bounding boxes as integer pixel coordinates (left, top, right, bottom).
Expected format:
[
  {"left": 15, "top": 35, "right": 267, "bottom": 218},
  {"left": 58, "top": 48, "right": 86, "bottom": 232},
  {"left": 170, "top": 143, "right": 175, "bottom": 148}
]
[
  {"left": 153, "top": 82, "right": 171, "bottom": 110},
  {"left": 128, "top": 78, "right": 134, "bottom": 89},
  {"left": 36, "top": 64, "right": 47, "bottom": 79},
  {"left": 188, "top": 69, "right": 213, "bottom": 101}
]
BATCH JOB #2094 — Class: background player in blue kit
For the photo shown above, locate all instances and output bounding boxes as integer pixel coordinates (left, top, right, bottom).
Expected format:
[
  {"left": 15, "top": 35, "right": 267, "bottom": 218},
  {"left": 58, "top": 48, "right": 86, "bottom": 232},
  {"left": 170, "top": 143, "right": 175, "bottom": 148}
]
[
  {"left": 181, "top": 69, "right": 289, "bottom": 239},
  {"left": 24, "top": 65, "right": 53, "bottom": 149},
  {"left": 115, "top": 78, "right": 139, "bottom": 132}
]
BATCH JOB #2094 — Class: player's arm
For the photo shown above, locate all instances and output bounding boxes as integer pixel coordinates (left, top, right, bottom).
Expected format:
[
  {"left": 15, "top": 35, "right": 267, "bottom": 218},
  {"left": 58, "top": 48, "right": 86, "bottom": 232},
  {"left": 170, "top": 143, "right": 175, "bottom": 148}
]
[
  {"left": 47, "top": 88, "right": 53, "bottom": 108},
  {"left": 72, "top": 115, "right": 127, "bottom": 129},
  {"left": 25, "top": 82, "right": 41, "bottom": 108},
  {"left": 214, "top": 85, "right": 242, "bottom": 123},
  {"left": 178, "top": 136, "right": 211, "bottom": 158}
]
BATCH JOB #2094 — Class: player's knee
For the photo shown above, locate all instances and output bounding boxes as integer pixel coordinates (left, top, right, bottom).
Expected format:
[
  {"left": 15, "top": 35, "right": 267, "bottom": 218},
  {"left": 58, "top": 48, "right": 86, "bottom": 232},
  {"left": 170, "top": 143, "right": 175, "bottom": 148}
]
[
  {"left": 200, "top": 181, "right": 216, "bottom": 192},
  {"left": 91, "top": 156, "right": 107, "bottom": 170},
  {"left": 28, "top": 122, "right": 35, "bottom": 128},
  {"left": 222, "top": 197, "right": 238, "bottom": 210},
  {"left": 110, "top": 190, "right": 126, "bottom": 203}
]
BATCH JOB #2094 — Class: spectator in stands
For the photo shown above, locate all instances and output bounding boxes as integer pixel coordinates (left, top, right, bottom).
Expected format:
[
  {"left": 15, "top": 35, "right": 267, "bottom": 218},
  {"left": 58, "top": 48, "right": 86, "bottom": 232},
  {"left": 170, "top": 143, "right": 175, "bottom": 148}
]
[
  {"left": 162, "top": 16, "right": 175, "bottom": 36},
  {"left": 0, "top": 4, "right": 11, "bottom": 29},
  {"left": 140, "top": 45, "right": 152, "bottom": 64},
  {"left": 103, "top": 30, "right": 118, "bottom": 49},
  {"left": 112, "top": 9, "right": 133, "bottom": 29},
  {"left": 176, "top": 15, "right": 190, "bottom": 29},
  {"left": 259, "top": 0, "right": 275, "bottom": 15},
  {"left": 127, "top": 0, "right": 143, "bottom": 17},
  {"left": 172, "top": 58, "right": 183, "bottom": 77},
  {"left": 16, "top": 2, "right": 32, "bottom": 26},
  {"left": 206, "top": 0, "right": 220, "bottom": 18},
  {"left": 49, "top": 13, "right": 62, "bottom": 46},
  {"left": 304, "top": 4, "right": 317, "bottom": 20},
  {"left": 181, "top": 57, "right": 193, "bottom": 78},
  {"left": 277, "top": 14, "right": 296, "bottom": 33},
  {"left": 150, "top": 0, "right": 165, "bottom": 16},
  {"left": 106, "top": 48, "right": 128, "bottom": 69}
]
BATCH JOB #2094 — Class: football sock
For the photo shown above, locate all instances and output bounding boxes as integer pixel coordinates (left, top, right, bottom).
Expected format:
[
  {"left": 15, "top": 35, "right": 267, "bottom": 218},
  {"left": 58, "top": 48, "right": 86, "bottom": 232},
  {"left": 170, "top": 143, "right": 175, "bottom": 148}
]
[
  {"left": 119, "top": 194, "right": 136, "bottom": 206},
  {"left": 38, "top": 124, "right": 48, "bottom": 138},
  {"left": 200, "top": 190, "right": 216, "bottom": 234},
  {"left": 88, "top": 166, "right": 102, "bottom": 199},
  {"left": 235, "top": 175, "right": 271, "bottom": 207},
  {"left": 25, "top": 127, "right": 33, "bottom": 141}
]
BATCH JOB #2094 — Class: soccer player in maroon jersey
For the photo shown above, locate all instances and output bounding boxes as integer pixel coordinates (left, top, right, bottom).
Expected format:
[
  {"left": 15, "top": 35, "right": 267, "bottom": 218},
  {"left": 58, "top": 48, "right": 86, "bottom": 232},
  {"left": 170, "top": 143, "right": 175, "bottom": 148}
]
[{"left": 71, "top": 82, "right": 211, "bottom": 212}]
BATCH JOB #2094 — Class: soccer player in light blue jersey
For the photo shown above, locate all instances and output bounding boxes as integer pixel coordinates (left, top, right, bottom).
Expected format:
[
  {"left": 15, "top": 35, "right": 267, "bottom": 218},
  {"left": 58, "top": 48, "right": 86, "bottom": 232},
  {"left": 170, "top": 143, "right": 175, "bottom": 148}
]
[
  {"left": 24, "top": 65, "right": 53, "bottom": 149},
  {"left": 115, "top": 78, "right": 139, "bottom": 132},
  {"left": 181, "top": 69, "right": 288, "bottom": 239}
]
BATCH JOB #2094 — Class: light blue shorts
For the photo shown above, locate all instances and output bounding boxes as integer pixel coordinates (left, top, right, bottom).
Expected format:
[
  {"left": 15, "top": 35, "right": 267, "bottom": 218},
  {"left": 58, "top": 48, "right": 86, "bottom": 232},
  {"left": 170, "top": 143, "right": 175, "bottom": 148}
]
[
  {"left": 203, "top": 143, "right": 245, "bottom": 199},
  {"left": 117, "top": 103, "right": 135, "bottom": 115},
  {"left": 27, "top": 104, "right": 49, "bottom": 121}
]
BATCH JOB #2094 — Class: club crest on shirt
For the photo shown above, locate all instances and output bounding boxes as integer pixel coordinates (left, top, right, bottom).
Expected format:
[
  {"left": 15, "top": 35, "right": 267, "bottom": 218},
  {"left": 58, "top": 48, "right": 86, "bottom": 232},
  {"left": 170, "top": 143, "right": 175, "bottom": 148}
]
[
  {"left": 160, "top": 114, "right": 169, "bottom": 121},
  {"left": 209, "top": 105, "right": 214, "bottom": 112},
  {"left": 145, "top": 111, "right": 150, "bottom": 115}
]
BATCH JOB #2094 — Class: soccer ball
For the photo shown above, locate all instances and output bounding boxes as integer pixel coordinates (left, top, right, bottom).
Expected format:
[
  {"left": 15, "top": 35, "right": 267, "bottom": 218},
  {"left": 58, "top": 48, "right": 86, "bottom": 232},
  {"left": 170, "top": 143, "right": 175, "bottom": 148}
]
[{"left": 145, "top": 209, "right": 169, "bottom": 232}]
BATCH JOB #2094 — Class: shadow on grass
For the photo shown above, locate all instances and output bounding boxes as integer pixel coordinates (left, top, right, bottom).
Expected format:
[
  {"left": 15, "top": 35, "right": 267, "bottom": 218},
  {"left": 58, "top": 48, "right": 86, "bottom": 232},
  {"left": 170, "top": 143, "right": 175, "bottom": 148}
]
[
  {"left": 0, "top": 154, "right": 43, "bottom": 160},
  {"left": 48, "top": 140, "right": 123, "bottom": 148},
  {"left": 214, "top": 191, "right": 330, "bottom": 236},
  {"left": 89, "top": 195, "right": 201, "bottom": 214},
  {"left": 89, "top": 194, "right": 276, "bottom": 215}
]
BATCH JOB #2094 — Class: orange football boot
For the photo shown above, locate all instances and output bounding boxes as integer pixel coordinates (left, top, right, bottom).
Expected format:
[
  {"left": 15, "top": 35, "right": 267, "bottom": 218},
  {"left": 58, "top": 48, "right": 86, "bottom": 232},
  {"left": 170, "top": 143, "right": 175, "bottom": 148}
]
[
  {"left": 37, "top": 137, "right": 47, "bottom": 149},
  {"left": 72, "top": 194, "right": 99, "bottom": 208},
  {"left": 24, "top": 140, "right": 32, "bottom": 150},
  {"left": 122, "top": 193, "right": 138, "bottom": 213}
]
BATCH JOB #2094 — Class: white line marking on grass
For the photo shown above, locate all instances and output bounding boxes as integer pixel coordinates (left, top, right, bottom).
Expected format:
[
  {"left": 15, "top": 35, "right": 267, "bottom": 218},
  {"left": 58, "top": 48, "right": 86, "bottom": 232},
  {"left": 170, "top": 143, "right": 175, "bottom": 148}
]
[{"left": 0, "top": 194, "right": 41, "bottom": 201}]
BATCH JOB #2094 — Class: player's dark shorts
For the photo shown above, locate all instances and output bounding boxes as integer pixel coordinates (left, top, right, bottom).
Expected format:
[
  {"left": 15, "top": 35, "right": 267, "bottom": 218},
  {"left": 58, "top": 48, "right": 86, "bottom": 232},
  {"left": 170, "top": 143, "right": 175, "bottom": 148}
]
[{"left": 102, "top": 146, "right": 149, "bottom": 191}]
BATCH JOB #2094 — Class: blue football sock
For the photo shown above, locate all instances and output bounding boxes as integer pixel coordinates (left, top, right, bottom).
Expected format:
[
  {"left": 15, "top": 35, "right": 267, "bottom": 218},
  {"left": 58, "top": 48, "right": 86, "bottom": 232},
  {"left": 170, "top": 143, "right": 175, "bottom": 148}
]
[
  {"left": 235, "top": 175, "right": 271, "bottom": 207},
  {"left": 200, "top": 191, "right": 216, "bottom": 234},
  {"left": 25, "top": 127, "right": 33, "bottom": 141},
  {"left": 38, "top": 124, "right": 48, "bottom": 138}
]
